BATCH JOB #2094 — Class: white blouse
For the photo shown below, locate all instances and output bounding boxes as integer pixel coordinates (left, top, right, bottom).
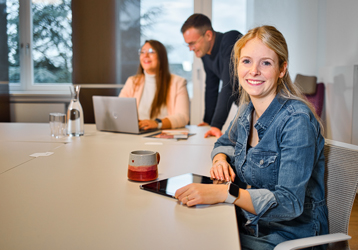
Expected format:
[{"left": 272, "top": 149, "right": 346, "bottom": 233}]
[{"left": 137, "top": 71, "right": 168, "bottom": 120}]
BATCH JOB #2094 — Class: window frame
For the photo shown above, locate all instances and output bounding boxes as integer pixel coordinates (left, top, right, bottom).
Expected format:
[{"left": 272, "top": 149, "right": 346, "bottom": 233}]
[{"left": 9, "top": 0, "right": 72, "bottom": 93}]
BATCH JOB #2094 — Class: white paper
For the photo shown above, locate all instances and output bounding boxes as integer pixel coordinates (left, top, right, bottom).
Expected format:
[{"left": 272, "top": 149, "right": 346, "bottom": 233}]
[{"left": 30, "top": 152, "right": 54, "bottom": 158}]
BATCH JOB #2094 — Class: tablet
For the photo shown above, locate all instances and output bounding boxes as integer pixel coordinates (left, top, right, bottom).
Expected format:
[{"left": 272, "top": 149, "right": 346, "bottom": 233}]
[{"left": 139, "top": 173, "right": 228, "bottom": 198}]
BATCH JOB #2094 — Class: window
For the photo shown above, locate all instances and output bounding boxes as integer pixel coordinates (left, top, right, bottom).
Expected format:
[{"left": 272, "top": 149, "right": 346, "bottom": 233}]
[
  {"left": 6, "top": 0, "right": 20, "bottom": 84},
  {"left": 5, "top": 0, "right": 246, "bottom": 103},
  {"left": 140, "top": 0, "right": 193, "bottom": 97},
  {"left": 7, "top": 0, "right": 72, "bottom": 92},
  {"left": 117, "top": 0, "right": 193, "bottom": 97},
  {"left": 32, "top": 0, "right": 72, "bottom": 84},
  {"left": 212, "top": 0, "right": 246, "bottom": 34}
]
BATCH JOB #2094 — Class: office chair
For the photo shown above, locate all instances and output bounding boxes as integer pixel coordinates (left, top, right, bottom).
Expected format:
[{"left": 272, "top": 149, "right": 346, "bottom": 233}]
[
  {"left": 294, "top": 74, "right": 325, "bottom": 117},
  {"left": 305, "top": 82, "right": 325, "bottom": 117},
  {"left": 0, "top": 82, "right": 10, "bottom": 122},
  {"left": 274, "top": 139, "right": 358, "bottom": 250},
  {"left": 79, "top": 85, "right": 122, "bottom": 124}
]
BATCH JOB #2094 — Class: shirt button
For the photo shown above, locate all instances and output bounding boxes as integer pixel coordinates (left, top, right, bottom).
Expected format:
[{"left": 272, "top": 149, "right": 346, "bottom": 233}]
[{"left": 260, "top": 159, "right": 264, "bottom": 165}]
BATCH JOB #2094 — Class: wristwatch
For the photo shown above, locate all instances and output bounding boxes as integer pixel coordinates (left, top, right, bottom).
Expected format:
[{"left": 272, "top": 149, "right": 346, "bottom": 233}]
[
  {"left": 155, "top": 118, "right": 162, "bottom": 129},
  {"left": 225, "top": 182, "right": 240, "bottom": 203}
]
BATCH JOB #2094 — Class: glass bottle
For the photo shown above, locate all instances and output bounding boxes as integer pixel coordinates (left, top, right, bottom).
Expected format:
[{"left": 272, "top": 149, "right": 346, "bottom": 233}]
[{"left": 67, "top": 85, "right": 84, "bottom": 136}]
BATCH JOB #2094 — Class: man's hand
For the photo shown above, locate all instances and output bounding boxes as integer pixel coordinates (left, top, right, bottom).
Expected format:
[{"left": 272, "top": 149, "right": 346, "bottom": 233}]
[
  {"left": 204, "top": 126, "right": 222, "bottom": 138},
  {"left": 197, "top": 122, "right": 209, "bottom": 127}
]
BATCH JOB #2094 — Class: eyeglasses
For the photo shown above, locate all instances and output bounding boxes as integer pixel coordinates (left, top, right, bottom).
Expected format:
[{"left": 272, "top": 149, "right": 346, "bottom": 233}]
[
  {"left": 138, "top": 48, "right": 156, "bottom": 55},
  {"left": 185, "top": 34, "right": 205, "bottom": 48}
]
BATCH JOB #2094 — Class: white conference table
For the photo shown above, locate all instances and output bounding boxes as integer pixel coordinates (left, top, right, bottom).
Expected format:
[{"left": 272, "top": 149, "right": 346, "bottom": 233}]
[
  {"left": 0, "top": 122, "right": 217, "bottom": 146},
  {"left": 0, "top": 123, "right": 241, "bottom": 250},
  {"left": 0, "top": 141, "right": 65, "bottom": 175}
]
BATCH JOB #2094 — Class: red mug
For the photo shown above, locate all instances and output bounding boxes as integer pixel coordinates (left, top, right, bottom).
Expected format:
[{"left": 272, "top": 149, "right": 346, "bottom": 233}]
[{"left": 127, "top": 150, "right": 160, "bottom": 181}]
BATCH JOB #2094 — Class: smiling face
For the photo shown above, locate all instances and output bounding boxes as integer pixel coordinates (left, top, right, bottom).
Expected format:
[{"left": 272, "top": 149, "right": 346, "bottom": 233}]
[
  {"left": 238, "top": 37, "right": 287, "bottom": 106},
  {"left": 139, "top": 42, "right": 158, "bottom": 75},
  {"left": 183, "top": 27, "right": 213, "bottom": 58}
]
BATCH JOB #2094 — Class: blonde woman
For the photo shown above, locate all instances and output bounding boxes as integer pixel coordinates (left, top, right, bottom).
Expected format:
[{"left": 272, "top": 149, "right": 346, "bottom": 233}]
[{"left": 175, "top": 26, "right": 328, "bottom": 249}]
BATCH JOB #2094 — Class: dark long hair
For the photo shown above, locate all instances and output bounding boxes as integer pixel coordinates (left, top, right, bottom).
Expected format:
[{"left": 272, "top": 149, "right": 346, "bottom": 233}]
[{"left": 134, "top": 40, "right": 171, "bottom": 119}]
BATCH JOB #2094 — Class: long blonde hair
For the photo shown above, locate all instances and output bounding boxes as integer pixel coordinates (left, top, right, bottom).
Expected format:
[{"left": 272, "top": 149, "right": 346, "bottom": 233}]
[{"left": 230, "top": 25, "right": 322, "bottom": 131}]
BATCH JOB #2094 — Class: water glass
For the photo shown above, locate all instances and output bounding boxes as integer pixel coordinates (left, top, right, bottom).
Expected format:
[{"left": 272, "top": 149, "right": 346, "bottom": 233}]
[{"left": 49, "top": 113, "right": 66, "bottom": 138}]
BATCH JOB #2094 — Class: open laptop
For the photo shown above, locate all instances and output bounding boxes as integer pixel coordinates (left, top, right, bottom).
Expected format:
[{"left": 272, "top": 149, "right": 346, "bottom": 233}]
[{"left": 92, "top": 96, "right": 158, "bottom": 134}]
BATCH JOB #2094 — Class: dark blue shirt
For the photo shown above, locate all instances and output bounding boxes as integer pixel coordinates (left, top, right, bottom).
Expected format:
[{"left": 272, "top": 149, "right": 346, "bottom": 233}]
[{"left": 201, "top": 30, "right": 242, "bottom": 129}]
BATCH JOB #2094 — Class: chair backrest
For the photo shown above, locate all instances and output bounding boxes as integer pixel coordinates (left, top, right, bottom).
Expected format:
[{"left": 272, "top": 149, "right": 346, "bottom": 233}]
[
  {"left": 324, "top": 139, "right": 358, "bottom": 249},
  {"left": 294, "top": 74, "right": 317, "bottom": 95},
  {"left": 78, "top": 85, "right": 122, "bottom": 124},
  {"left": 305, "top": 82, "right": 325, "bottom": 117},
  {"left": 294, "top": 74, "right": 325, "bottom": 117},
  {"left": 0, "top": 81, "right": 10, "bottom": 122}
]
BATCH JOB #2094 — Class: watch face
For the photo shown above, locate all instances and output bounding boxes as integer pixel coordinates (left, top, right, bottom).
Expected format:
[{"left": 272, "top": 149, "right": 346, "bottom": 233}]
[{"left": 229, "top": 183, "right": 240, "bottom": 197}]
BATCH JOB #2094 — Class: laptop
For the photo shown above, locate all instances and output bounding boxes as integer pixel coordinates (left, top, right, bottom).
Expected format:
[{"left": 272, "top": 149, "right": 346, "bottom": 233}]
[{"left": 92, "top": 96, "right": 158, "bottom": 134}]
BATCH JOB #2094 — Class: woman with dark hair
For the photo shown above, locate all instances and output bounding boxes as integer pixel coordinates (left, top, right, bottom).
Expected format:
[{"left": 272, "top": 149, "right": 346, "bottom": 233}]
[
  {"left": 175, "top": 26, "right": 328, "bottom": 249},
  {"left": 119, "top": 40, "right": 189, "bottom": 130}
]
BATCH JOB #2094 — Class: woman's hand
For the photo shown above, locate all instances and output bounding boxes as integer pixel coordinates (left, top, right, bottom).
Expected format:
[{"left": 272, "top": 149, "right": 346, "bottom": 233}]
[
  {"left": 174, "top": 183, "right": 227, "bottom": 207},
  {"left": 138, "top": 119, "right": 158, "bottom": 130},
  {"left": 210, "top": 155, "right": 236, "bottom": 182}
]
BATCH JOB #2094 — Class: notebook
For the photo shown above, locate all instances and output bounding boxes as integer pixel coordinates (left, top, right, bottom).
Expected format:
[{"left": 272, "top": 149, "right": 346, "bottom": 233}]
[
  {"left": 144, "top": 130, "right": 192, "bottom": 140},
  {"left": 92, "top": 96, "right": 158, "bottom": 134}
]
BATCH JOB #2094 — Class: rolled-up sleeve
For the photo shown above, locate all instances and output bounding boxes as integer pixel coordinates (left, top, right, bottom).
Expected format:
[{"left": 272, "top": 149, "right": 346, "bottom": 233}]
[{"left": 211, "top": 117, "right": 238, "bottom": 162}]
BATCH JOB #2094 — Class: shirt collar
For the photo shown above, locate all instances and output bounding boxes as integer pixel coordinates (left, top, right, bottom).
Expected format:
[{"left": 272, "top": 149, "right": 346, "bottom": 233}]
[
  {"left": 144, "top": 70, "right": 156, "bottom": 78},
  {"left": 240, "top": 94, "right": 288, "bottom": 134},
  {"left": 254, "top": 95, "right": 288, "bottom": 134},
  {"left": 208, "top": 32, "right": 223, "bottom": 58}
]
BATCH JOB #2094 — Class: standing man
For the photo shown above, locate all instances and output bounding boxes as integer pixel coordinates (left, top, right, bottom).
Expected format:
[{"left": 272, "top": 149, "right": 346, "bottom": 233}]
[{"left": 181, "top": 13, "right": 242, "bottom": 138}]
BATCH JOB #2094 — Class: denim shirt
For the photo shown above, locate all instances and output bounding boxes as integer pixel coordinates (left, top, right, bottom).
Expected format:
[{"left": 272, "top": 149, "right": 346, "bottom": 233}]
[{"left": 211, "top": 95, "right": 328, "bottom": 241}]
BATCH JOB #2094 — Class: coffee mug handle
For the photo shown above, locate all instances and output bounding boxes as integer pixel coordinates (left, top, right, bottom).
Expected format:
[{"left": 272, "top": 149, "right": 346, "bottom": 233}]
[{"left": 156, "top": 152, "right": 160, "bottom": 164}]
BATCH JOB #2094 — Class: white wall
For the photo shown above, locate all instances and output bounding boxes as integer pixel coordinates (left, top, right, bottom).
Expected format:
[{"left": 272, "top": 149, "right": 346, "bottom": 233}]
[
  {"left": 319, "top": 65, "right": 357, "bottom": 144},
  {"left": 319, "top": 0, "right": 358, "bottom": 68},
  {"left": 247, "top": 0, "right": 358, "bottom": 145},
  {"left": 247, "top": 0, "right": 320, "bottom": 79},
  {"left": 316, "top": 0, "right": 358, "bottom": 145}
]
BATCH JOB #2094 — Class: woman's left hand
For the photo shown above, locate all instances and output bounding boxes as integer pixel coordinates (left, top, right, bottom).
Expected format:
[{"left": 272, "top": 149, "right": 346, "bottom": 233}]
[
  {"left": 174, "top": 183, "right": 228, "bottom": 207},
  {"left": 138, "top": 119, "right": 158, "bottom": 130}
]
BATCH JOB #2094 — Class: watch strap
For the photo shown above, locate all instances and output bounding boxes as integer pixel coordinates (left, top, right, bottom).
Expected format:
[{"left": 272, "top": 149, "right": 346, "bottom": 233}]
[
  {"left": 225, "top": 193, "right": 237, "bottom": 204},
  {"left": 224, "top": 183, "right": 239, "bottom": 204},
  {"left": 155, "top": 118, "right": 162, "bottom": 129}
]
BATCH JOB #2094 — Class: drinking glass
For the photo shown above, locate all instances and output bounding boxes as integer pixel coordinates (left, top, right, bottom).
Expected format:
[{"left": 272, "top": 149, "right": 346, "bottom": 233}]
[{"left": 49, "top": 113, "right": 66, "bottom": 138}]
